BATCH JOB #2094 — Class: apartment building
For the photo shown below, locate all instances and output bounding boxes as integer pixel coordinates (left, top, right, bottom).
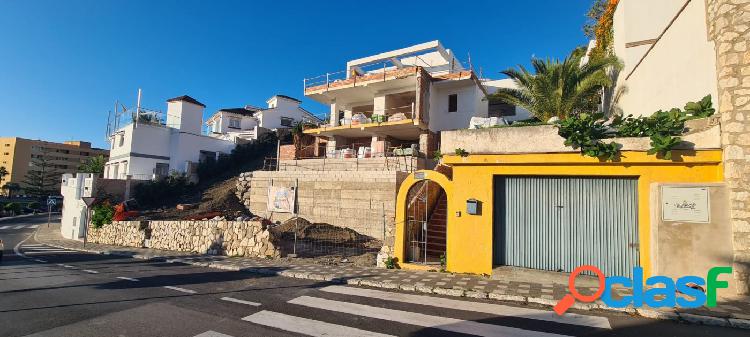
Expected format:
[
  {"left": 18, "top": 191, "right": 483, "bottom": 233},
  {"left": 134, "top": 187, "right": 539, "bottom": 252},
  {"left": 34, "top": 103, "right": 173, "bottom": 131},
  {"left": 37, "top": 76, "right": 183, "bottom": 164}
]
[
  {"left": 0, "top": 137, "right": 109, "bottom": 194},
  {"left": 302, "top": 40, "right": 531, "bottom": 161}
]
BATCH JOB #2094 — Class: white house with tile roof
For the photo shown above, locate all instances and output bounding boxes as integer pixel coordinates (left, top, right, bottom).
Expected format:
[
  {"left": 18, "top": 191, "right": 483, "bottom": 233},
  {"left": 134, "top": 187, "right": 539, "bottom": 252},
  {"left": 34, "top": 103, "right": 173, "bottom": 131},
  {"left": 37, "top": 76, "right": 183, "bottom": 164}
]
[{"left": 205, "top": 94, "right": 322, "bottom": 142}]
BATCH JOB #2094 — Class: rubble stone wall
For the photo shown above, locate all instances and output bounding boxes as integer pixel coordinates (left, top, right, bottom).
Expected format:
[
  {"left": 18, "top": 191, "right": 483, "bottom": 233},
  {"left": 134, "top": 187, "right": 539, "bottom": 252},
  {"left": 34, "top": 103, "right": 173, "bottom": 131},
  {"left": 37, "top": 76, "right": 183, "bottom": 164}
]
[
  {"left": 706, "top": 0, "right": 750, "bottom": 294},
  {"left": 87, "top": 221, "right": 146, "bottom": 247},
  {"left": 87, "top": 220, "right": 279, "bottom": 258}
]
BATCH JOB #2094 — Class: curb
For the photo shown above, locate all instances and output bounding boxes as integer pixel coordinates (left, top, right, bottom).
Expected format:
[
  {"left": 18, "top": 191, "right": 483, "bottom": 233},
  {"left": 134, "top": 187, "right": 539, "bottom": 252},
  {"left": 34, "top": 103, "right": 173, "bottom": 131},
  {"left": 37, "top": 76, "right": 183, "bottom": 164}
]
[{"left": 35, "top": 233, "right": 750, "bottom": 330}]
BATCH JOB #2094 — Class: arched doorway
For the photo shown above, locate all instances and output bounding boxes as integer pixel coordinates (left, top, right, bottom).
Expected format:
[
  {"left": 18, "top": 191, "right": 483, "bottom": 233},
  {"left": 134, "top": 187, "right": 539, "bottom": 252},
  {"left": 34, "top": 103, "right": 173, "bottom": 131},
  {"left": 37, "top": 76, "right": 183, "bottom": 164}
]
[{"left": 404, "top": 180, "right": 447, "bottom": 264}]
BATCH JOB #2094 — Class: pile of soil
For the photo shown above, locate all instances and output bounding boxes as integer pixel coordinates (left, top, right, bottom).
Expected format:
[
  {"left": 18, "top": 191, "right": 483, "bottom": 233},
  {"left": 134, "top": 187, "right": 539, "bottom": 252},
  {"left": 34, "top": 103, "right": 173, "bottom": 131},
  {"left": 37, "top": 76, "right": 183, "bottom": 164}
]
[
  {"left": 136, "top": 178, "right": 250, "bottom": 221},
  {"left": 272, "top": 217, "right": 363, "bottom": 243}
]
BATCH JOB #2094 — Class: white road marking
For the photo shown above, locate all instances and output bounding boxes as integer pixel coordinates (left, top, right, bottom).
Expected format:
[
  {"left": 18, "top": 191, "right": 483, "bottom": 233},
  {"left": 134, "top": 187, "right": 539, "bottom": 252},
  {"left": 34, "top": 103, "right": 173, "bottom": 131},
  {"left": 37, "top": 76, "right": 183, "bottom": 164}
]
[
  {"left": 61, "top": 264, "right": 76, "bottom": 269},
  {"left": 12, "top": 225, "right": 25, "bottom": 229},
  {"left": 22, "top": 247, "right": 61, "bottom": 250},
  {"left": 24, "top": 249, "right": 75, "bottom": 255},
  {"left": 243, "top": 310, "right": 395, "bottom": 337},
  {"left": 0, "top": 225, "right": 10, "bottom": 230},
  {"left": 116, "top": 276, "right": 139, "bottom": 282},
  {"left": 193, "top": 331, "right": 234, "bottom": 337},
  {"left": 83, "top": 269, "right": 99, "bottom": 274},
  {"left": 33, "top": 259, "right": 48, "bottom": 263},
  {"left": 164, "top": 286, "right": 196, "bottom": 294},
  {"left": 28, "top": 225, "right": 39, "bottom": 229},
  {"left": 321, "top": 285, "right": 611, "bottom": 329},
  {"left": 21, "top": 244, "right": 46, "bottom": 247},
  {"left": 220, "top": 297, "right": 261, "bottom": 306},
  {"left": 288, "top": 296, "right": 571, "bottom": 337}
]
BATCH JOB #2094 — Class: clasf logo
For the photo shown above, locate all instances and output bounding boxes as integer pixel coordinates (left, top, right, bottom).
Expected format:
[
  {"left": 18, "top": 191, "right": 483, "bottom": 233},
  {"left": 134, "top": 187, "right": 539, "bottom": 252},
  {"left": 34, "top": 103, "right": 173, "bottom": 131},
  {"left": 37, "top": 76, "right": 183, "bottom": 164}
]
[{"left": 553, "top": 265, "right": 733, "bottom": 315}]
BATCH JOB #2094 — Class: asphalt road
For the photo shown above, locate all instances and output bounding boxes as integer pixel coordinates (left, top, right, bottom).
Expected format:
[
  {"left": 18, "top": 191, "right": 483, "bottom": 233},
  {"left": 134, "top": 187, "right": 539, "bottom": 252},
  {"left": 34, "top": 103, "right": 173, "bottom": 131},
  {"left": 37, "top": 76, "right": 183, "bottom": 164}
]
[{"left": 0, "top": 215, "right": 746, "bottom": 337}]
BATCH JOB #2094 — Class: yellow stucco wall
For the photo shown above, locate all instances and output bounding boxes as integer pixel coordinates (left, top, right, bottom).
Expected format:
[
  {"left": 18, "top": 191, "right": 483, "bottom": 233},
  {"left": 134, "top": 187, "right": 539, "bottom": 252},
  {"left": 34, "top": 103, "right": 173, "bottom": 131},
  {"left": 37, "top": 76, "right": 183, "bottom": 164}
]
[{"left": 394, "top": 150, "right": 724, "bottom": 278}]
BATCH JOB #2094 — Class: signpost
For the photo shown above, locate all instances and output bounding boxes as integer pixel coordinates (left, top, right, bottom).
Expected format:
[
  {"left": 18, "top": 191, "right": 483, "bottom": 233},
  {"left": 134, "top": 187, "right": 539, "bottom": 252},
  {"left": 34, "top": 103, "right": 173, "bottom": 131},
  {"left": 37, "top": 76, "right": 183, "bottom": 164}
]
[
  {"left": 81, "top": 197, "right": 97, "bottom": 248},
  {"left": 46, "top": 198, "right": 57, "bottom": 228}
]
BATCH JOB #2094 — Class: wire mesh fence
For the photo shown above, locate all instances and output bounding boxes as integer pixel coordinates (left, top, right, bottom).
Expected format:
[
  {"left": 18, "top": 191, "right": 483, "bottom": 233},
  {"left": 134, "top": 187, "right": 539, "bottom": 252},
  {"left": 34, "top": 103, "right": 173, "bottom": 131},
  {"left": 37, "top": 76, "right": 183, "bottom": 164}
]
[{"left": 269, "top": 218, "right": 385, "bottom": 259}]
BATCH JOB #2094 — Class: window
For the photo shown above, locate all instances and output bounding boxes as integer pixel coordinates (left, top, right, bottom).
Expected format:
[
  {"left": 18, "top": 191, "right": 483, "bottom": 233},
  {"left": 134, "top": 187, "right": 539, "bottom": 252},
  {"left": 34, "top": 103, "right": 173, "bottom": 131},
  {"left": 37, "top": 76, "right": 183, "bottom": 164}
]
[
  {"left": 118, "top": 134, "right": 124, "bottom": 147},
  {"left": 228, "top": 117, "right": 241, "bottom": 129},
  {"left": 2, "top": 152, "right": 8, "bottom": 156},
  {"left": 488, "top": 101, "right": 516, "bottom": 117},
  {"left": 280, "top": 117, "right": 294, "bottom": 127},
  {"left": 448, "top": 94, "right": 458, "bottom": 112}
]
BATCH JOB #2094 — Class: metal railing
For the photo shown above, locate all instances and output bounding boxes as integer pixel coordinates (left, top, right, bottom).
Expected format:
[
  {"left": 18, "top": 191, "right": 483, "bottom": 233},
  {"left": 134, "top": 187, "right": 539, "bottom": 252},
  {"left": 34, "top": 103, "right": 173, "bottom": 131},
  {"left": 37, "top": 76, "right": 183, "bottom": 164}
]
[
  {"left": 303, "top": 56, "right": 471, "bottom": 90},
  {"left": 263, "top": 145, "right": 421, "bottom": 172}
]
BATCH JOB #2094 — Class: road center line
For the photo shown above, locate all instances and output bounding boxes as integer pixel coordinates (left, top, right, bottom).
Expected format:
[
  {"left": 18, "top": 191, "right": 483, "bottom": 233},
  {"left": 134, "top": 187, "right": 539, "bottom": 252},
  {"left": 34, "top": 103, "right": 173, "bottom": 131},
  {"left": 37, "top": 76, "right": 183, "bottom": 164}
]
[
  {"left": 164, "top": 286, "right": 196, "bottom": 294},
  {"left": 116, "top": 276, "right": 139, "bottom": 282},
  {"left": 220, "top": 297, "right": 261, "bottom": 306},
  {"left": 33, "top": 258, "right": 48, "bottom": 263},
  {"left": 82, "top": 269, "right": 99, "bottom": 274}
]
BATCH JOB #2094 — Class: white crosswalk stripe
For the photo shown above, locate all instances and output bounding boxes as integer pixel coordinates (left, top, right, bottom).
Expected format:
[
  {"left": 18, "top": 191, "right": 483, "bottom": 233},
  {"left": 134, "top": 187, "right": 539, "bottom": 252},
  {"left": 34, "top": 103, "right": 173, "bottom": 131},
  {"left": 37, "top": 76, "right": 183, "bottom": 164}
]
[
  {"left": 243, "top": 310, "right": 395, "bottom": 337},
  {"left": 193, "top": 331, "right": 234, "bottom": 337},
  {"left": 287, "top": 295, "right": 573, "bottom": 337},
  {"left": 21, "top": 244, "right": 76, "bottom": 255},
  {"left": 320, "top": 285, "right": 610, "bottom": 329},
  {"left": 220, "top": 297, "right": 260, "bottom": 306},
  {"left": 0, "top": 224, "right": 41, "bottom": 230}
]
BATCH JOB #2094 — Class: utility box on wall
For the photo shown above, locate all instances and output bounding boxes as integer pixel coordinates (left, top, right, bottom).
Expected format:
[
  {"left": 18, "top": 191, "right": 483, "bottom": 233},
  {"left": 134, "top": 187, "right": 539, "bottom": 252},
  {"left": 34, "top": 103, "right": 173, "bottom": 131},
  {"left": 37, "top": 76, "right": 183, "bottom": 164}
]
[{"left": 650, "top": 183, "right": 734, "bottom": 292}]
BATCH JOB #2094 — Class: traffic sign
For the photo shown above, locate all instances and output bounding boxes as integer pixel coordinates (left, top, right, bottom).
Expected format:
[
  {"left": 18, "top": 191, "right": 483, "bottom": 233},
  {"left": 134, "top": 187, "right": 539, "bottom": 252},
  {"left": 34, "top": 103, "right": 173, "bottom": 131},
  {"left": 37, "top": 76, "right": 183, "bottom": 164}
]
[{"left": 47, "top": 198, "right": 57, "bottom": 206}]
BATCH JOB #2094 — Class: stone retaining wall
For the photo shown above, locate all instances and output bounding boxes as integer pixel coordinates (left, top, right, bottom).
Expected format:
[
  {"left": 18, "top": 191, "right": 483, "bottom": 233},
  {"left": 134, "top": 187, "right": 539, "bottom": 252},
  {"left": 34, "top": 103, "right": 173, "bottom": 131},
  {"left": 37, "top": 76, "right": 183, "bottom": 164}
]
[
  {"left": 87, "top": 221, "right": 146, "bottom": 247},
  {"left": 87, "top": 220, "right": 279, "bottom": 258}
]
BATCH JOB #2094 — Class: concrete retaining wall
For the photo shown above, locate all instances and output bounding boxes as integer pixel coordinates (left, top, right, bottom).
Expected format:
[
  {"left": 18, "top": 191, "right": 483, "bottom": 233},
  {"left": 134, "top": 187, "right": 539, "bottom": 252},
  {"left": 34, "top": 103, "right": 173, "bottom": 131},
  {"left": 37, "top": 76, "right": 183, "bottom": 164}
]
[{"left": 236, "top": 170, "right": 405, "bottom": 253}]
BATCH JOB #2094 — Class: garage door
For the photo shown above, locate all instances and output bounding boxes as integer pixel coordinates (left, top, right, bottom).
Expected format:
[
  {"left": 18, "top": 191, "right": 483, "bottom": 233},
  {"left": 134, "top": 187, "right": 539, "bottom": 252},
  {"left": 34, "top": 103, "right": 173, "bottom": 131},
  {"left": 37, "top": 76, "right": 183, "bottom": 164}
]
[{"left": 493, "top": 176, "right": 639, "bottom": 277}]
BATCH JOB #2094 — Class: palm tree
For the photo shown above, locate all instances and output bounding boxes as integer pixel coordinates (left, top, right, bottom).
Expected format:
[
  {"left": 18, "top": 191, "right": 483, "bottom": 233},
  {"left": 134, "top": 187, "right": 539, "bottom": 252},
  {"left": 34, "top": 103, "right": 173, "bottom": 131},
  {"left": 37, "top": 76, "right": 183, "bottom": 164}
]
[{"left": 488, "top": 47, "right": 621, "bottom": 121}]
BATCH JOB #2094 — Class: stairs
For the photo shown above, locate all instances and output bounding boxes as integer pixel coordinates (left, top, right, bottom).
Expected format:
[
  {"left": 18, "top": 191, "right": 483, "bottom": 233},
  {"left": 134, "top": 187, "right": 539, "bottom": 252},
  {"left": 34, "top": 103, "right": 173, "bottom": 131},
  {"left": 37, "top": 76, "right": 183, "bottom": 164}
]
[{"left": 425, "top": 192, "right": 447, "bottom": 258}]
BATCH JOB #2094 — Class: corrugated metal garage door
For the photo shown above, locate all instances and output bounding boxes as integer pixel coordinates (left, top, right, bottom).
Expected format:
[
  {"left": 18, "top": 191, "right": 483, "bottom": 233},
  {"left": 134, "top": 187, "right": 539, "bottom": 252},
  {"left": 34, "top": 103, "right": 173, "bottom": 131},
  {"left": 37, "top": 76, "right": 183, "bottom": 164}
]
[{"left": 493, "top": 176, "right": 639, "bottom": 277}]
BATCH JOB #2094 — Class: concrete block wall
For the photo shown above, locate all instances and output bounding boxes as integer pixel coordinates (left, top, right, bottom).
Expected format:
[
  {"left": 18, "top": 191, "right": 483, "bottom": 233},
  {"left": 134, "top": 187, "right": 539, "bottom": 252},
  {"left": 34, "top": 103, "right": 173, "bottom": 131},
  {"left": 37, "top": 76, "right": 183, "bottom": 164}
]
[{"left": 236, "top": 170, "right": 406, "bottom": 253}]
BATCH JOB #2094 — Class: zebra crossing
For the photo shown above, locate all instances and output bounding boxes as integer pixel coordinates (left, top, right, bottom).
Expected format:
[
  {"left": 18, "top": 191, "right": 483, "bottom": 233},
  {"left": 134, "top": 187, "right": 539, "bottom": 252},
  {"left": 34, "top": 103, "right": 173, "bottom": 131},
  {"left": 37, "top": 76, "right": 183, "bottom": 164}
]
[
  {"left": 20, "top": 243, "right": 76, "bottom": 256},
  {"left": 194, "top": 285, "right": 611, "bottom": 337},
  {"left": 0, "top": 224, "right": 40, "bottom": 231}
]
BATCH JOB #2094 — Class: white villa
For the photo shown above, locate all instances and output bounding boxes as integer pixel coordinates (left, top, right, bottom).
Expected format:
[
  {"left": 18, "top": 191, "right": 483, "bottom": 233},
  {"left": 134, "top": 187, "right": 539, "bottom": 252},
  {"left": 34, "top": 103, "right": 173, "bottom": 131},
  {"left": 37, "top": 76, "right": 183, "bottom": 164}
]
[
  {"left": 104, "top": 95, "right": 237, "bottom": 180},
  {"left": 205, "top": 94, "right": 322, "bottom": 142},
  {"left": 301, "top": 40, "right": 531, "bottom": 161}
]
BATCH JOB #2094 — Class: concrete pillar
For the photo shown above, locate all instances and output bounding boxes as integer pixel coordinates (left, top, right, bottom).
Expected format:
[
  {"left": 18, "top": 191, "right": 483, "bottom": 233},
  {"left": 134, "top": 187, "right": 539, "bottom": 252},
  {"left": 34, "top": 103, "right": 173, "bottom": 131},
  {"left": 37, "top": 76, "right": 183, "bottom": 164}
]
[
  {"left": 329, "top": 100, "right": 339, "bottom": 127},
  {"left": 373, "top": 94, "right": 386, "bottom": 116},
  {"left": 706, "top": 0, "right": 750, "bottom": 294}
]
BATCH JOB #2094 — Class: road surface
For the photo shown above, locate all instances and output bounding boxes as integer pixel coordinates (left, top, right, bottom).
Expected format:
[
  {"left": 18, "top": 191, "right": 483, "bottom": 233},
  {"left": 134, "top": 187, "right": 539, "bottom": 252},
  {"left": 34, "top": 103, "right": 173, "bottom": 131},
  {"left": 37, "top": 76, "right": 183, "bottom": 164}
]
[{"left": 0, "top": 215, "right": 745, "bottom": 337}]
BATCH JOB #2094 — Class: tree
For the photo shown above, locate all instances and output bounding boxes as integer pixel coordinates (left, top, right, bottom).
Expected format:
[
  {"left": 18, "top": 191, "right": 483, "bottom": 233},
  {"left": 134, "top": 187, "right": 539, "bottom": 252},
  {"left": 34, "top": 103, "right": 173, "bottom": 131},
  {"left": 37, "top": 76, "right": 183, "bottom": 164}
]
[
  {"left": 0, "top": 166, "right": 7, "bottom": 195},
  {"left": 487, "top": 47, "right": 621, "bottom": 121},
  {"left": 22, "top": 148, "right": 63, "bottom": 197},
  {"left": 583, "top": 0, "right": 608, "bottom": 39},
  {"left": 78, "top": 155, "right": 106, "bottom": 174},
  {"left": 2, "top": 182, "right": 20, "bottom": 199}
]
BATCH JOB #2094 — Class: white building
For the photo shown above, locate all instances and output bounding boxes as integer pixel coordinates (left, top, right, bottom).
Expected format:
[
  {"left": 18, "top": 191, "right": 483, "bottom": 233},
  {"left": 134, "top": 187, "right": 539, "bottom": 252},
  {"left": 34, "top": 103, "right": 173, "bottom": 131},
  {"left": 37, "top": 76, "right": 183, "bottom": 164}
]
[
  {"left": 610, "top": 0, "right": 718, "bottom": 116},
  {"left": 205, "top": 94, "right": 322, "bottom": 142},
  {"left": 301, "top": 40, "right": 531, "bottom": 159},
  {"left": 104, "top": 95, "right": 238, "bottom": 180}
]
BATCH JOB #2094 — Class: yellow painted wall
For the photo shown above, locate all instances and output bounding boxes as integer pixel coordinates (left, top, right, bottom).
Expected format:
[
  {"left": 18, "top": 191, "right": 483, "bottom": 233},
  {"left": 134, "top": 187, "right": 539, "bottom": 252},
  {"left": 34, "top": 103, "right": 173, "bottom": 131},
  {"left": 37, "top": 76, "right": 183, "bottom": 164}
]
[{"left": 394, "top": 150, "right": 724, "bottom": 278}]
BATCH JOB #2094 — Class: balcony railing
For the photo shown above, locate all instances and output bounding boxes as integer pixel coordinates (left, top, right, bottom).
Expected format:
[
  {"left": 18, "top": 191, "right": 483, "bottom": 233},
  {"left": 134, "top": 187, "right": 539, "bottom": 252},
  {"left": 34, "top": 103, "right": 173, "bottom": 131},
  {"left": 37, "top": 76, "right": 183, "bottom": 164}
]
[{"left": 303, "top": 56, "right": 470, "bottom": 91}]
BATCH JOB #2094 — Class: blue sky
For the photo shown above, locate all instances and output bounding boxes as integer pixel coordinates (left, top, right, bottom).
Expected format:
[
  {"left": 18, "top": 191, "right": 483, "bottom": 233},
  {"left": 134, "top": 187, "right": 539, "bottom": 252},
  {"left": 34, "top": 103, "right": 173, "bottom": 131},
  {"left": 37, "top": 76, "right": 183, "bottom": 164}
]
[{"left": 0, "top": 0, "right": 592, "bottom": 149}]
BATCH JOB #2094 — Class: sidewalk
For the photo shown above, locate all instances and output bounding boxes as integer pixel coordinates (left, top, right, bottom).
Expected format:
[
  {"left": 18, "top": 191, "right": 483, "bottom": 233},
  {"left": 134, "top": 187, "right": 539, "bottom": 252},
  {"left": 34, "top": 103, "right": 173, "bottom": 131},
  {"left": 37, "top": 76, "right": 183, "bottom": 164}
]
[{"left": 35, "top": 223, "right": 750, "bottom": 329}]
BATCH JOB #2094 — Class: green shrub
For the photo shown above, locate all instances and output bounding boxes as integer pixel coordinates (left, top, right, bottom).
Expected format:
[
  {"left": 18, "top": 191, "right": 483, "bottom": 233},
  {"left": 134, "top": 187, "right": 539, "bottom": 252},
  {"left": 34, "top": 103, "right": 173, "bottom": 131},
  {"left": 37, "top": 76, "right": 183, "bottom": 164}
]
[
  {"left": 133, "top": 172, "right": 193, "bottom": 208},
  {"left": 196, "top": 132, "right": 278, "bottom": 182},
  {"left": 4, "top": 202, "right": 21, "bottom": 214},
  {"left": 683, "top": 95, "right": 715, "bottom": 119},
  {"left": 454, "top": 148, "right": 469, "bottom": 157},
  {"left": 383, "top": 256, "right": 396, "bottom": 269},
  {"left": 27, "top": 201, "right": 41, "bottom": 209},
  {"left": 557, "top": 112, "right": 619, "bottom": 161},
  {"left": 90, "top": 202, "right": 115, "bottom": 228}
]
